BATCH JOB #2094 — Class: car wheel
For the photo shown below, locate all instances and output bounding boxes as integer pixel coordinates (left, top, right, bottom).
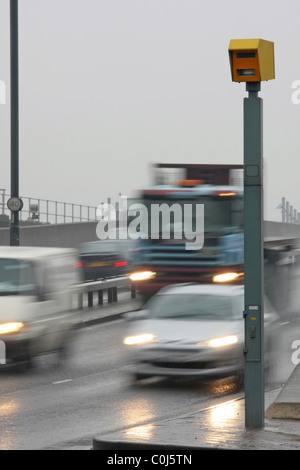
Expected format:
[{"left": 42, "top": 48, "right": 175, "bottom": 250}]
[
  {"left": 235, "top": 370, "right": 244, "bottom": 389},
  {"left": 133, "top": 372, "right": 152, "bottom": 382},
  {"left": 15, "top": 351, "right": 34, "bottom": 372}
]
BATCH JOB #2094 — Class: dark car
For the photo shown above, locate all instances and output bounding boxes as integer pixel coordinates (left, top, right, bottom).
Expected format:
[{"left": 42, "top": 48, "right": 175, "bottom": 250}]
[{"left": 78, "top": 240, "right": 133, "bottom": 281}]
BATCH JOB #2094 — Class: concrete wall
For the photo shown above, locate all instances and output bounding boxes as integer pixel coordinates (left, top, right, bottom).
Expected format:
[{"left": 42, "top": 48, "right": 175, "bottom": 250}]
[
  {"left": 264, "top": 221, "right": 300, "bottom": 240},
  {"left": 1, "top": 220, "right": 300, "bottom": 250},
  {"left": 0, "top": 221, "right": 99, "bottom": 248}
]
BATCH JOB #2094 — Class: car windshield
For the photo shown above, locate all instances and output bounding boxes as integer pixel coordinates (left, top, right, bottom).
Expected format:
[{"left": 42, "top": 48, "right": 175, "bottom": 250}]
[
  {"left": 80, "top": 241, "right": 129, "bottom": 254},
  {"left": 146, "top": 293, "right": 240, "bottom": 321},
  {"left": 0, "top": 259, "right": 37, "bottom": 295}
]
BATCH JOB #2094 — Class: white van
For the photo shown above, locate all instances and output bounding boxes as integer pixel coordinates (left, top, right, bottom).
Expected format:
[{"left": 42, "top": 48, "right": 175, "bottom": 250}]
[{"left": 0, "top": 246, "right": 81, "bottom": 366}]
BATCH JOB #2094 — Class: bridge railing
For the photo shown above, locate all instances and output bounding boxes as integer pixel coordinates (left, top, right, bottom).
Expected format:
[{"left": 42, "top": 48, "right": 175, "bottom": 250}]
[
  {"left": 0, "top": 190, "right": 100, "bottom": 225},
  {"left": 73, "top": 276, "right": 137, "bottom": 310}
]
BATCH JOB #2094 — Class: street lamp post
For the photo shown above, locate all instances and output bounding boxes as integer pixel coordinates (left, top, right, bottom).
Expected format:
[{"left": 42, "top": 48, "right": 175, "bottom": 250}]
[
  {"left": 10, "top": 0, "right": 21, "bottom": 245},
  {"left": 229, "top": 39, "right": 275, "bottom": 428}
]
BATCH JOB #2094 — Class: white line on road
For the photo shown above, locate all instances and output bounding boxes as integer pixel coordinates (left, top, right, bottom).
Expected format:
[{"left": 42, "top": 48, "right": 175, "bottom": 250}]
[{"left": 52, "top": 379, "right": 73, "bottom": 385}]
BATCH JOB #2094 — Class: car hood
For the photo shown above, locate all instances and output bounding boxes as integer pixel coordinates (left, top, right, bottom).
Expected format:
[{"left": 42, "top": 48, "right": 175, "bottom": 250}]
[{"left": 126, "top": 318, "right": 243, "bottom": 343}]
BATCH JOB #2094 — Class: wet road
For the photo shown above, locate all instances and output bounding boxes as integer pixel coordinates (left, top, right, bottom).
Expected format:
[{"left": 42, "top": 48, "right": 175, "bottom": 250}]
[
  {"left": 0, "top": 311, "right": 299, "bottom": 450},
  {"left": 0, "top": 318, "right": 247, "bottom": 450}
]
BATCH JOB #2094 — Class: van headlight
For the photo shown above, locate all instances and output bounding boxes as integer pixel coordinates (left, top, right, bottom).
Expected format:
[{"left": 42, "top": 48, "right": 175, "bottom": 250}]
[{"left": 0, "top": 322, "right": 24, "bottom": 334}]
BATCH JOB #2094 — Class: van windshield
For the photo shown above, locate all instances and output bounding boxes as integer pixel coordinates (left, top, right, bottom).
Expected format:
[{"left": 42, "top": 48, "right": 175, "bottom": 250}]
[{"left": 0, "top": 259, "right": 37, "bottom": 295}]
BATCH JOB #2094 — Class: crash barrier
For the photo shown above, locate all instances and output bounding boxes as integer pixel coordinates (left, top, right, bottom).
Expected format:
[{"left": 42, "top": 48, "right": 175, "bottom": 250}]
[{"left": 75, "top": 277, "right": 136, "bottom": 309}]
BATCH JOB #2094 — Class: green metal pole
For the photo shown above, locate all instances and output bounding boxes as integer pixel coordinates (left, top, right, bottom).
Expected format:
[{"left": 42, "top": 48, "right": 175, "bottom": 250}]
[
  {"left": 243, "top": 81, "right": 264, "bottom": 428},
  {"left": 10, "top": 0, "right": 20, "bottom": 246}
]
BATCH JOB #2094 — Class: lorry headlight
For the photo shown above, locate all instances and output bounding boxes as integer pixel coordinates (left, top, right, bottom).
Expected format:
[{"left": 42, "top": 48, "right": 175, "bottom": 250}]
[
  {"left": 213, "top": 272, "right": 242, "bottom": 283},
  {"left": 129, "top": 271, "right": 156, "bottom": 281}
]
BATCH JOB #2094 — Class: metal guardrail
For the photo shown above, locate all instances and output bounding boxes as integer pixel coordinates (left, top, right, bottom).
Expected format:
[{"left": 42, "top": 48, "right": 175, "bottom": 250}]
[{"left": 74, "top": 276, "right": 136, "bottom": 310}]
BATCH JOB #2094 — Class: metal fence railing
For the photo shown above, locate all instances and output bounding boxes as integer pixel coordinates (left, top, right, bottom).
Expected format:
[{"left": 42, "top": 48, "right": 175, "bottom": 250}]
[{"left": 0, "top": 189, "right": 99, "bottom": 225}]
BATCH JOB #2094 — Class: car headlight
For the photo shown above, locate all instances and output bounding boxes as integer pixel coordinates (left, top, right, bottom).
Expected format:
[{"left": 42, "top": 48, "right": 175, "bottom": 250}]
[
  {"left": 123, "top": 333, "right": 158, "bottom": 346},
  {"left": 0, "top": 322, "right": 24, "bottom": 334},
  {"left": 208, "top": 335, "right": 238, "bottom": 348},
  {"left": 129, "top": 271, "right": 156, "bottom": 281}
]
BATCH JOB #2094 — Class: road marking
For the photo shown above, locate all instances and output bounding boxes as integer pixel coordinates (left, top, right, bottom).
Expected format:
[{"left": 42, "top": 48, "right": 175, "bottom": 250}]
[{"left": 52, "top": 379, "right": 73, "bottom": 385}]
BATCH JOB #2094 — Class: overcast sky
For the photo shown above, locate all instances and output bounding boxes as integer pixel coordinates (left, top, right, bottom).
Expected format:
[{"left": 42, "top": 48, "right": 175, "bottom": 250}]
[{"left": 0, "top": 0, "right": 300, "bottom": 221}]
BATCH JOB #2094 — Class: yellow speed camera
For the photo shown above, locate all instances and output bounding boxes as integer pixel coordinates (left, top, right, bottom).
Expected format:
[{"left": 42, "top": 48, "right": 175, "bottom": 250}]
[{"left": 229, "top": 39, "right": 275, "bottom": 82}]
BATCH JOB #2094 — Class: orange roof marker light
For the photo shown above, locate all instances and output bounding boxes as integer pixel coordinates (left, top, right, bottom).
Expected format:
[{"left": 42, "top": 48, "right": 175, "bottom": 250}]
[
  {"left": 176, "top": 180, "right": 204, "bottom": 187},
  {"left": 228, "top": 39, "right": 275, "bottom": 83}
]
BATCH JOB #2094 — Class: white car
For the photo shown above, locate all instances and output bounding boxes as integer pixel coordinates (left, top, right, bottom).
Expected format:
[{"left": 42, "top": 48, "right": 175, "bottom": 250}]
[{"left": 123, "top": 283, "right": 278, "bottom": 383}]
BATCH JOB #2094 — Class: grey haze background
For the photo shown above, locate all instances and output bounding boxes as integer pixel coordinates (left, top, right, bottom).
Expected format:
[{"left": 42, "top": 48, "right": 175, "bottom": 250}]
[{"left": 0, "top": 0, "right": 299, "bottom": 221}]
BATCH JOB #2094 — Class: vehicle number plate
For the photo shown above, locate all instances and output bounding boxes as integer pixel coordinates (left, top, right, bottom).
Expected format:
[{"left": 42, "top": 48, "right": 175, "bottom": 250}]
[
  {"left": 159, "top": 352, "right": 193, "bottom": 363},
  {"left": 87, "top": 261, "right": 109, "bottom": 267}
]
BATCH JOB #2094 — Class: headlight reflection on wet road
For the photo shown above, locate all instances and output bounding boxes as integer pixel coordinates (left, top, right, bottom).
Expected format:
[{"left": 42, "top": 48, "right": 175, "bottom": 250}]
[{"left": 0, "top": 400, "right": 20, "bottom": 450}]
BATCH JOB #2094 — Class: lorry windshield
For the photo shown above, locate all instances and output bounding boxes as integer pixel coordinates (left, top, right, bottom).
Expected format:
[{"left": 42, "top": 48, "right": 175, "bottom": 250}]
[
  {"left": 0, "top": 259, "right": 37, "bottom": 295},
  {"left": 140, "top": 196, "right": 243, "bottom": 238}
]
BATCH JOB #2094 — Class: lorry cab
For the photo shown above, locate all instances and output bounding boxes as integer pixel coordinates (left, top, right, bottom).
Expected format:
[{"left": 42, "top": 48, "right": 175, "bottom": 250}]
[{"left": 0, "top": 246, "right": 81, "bottom": 366}]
